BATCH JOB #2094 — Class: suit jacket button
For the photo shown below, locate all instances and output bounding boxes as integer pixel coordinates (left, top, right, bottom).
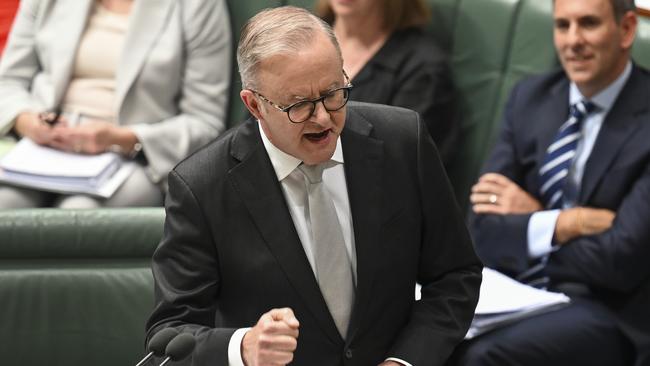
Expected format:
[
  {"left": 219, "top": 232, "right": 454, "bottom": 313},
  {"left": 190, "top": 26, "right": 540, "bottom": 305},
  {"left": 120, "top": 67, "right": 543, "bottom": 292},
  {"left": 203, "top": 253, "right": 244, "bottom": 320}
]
[{"left": 345, "top": 348, "right": 353, "bottom": 359}]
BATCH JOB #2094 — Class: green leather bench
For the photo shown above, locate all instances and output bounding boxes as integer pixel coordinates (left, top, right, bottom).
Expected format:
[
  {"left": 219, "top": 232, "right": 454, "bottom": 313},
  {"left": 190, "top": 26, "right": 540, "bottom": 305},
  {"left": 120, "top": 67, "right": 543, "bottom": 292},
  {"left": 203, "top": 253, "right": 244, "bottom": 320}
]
[{"left": 0, "top": 209, "right": 164, "bottom": 365}]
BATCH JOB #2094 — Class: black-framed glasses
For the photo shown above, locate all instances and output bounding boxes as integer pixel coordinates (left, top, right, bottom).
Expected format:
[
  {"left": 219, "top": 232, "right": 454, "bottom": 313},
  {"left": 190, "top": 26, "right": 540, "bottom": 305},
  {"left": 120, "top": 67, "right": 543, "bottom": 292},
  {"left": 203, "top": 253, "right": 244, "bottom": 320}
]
[{"left": 249, "top": 70, "right": 353, "bottom": 123}]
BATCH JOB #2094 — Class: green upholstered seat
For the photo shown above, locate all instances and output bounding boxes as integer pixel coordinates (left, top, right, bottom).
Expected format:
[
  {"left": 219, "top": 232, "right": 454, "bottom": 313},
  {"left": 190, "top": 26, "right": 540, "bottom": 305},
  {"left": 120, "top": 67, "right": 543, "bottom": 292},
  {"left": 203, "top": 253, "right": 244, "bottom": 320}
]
[
  {"left": 0, "top": 208, "right": 164, "bottom": 366},
  {"left": 440, "top": 0, "right": 557, "bottom": 211},
  {"left": 225, "top": 0, "right": 283, "bottom": 128}
]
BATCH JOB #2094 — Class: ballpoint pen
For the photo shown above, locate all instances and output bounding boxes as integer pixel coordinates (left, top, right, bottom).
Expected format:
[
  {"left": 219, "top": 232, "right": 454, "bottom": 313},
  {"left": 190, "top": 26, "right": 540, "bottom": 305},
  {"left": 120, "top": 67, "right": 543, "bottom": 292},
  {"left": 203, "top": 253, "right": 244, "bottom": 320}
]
[{"left": 39, "top": 108, "right": 61, "bottom": 125}]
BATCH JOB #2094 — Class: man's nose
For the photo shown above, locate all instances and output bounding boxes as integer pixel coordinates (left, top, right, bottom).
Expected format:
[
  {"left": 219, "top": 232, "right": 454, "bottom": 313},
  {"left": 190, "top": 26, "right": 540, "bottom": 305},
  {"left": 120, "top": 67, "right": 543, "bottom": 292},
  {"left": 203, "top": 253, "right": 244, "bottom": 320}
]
[
  {"left": 567, "top": 23, "right": 585, "bottom": 47},
  {"left": 310, "top": 101, "right": 332, "bottom": 126}
]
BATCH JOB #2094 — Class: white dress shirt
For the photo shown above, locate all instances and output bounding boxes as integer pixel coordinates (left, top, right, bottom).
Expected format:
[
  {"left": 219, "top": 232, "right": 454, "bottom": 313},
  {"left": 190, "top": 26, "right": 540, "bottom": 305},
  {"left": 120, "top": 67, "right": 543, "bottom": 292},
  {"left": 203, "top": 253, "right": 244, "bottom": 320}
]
[
  {"left": 527, "top": 61, "right": 632, "bottom": 258},
  {"left": 227, "top": 122, "right": 411, "bottom": 366}
]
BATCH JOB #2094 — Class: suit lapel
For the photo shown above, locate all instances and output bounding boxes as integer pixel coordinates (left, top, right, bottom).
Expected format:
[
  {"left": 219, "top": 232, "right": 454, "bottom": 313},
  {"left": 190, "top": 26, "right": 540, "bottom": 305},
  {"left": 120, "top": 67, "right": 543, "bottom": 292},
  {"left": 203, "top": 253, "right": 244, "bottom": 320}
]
[
  {"left": 534, "top": 79, "right": 571, "bottom": 189},
  {"left": 580, "top": 66, "right": 649, "bottom": 203},
  {"left": 115, "top": 0, "right": 172, "bottom": 110},
  {"left": 340, "top": 110, "right": 384, "bottom": 343},
  {"left": 49, "top": 0, "right": 94, "bottom": 105},
  {"left": 227, "top": 121, "right": 342, "bottom": 344}
]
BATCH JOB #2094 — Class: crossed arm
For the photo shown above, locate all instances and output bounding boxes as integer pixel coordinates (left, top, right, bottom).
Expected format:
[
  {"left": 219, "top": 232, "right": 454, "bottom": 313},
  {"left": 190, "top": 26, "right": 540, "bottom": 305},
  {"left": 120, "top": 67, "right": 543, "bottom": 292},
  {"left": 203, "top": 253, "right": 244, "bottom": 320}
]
[{"left": 470, "top": 172, "right": 615, "bottom": 244}]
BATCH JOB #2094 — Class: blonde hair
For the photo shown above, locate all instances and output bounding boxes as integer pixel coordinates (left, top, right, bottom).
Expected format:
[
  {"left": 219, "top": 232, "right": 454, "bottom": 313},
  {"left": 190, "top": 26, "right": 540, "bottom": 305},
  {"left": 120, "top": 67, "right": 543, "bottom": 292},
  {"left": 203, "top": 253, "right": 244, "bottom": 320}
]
[
  {"left": 237, "top": 6, "right": 342, "bottom": 90},
  {"left": 315, "top": 0, "right": 432, "bottom": 31}
]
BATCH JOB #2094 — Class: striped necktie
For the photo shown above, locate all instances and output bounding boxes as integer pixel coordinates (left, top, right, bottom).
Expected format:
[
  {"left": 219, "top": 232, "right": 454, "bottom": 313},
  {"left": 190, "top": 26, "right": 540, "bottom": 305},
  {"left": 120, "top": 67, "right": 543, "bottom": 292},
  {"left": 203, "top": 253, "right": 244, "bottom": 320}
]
[{"left": 538, "top": 100, "right": 596, "bottom": 209}]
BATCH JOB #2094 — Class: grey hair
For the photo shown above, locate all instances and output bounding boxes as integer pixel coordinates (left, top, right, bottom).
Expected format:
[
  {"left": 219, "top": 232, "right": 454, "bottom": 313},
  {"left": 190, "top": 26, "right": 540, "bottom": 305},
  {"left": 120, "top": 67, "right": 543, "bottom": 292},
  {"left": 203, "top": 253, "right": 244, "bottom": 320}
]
[{"left": 236, "top": 6, "right": 342, "bottom": 90}]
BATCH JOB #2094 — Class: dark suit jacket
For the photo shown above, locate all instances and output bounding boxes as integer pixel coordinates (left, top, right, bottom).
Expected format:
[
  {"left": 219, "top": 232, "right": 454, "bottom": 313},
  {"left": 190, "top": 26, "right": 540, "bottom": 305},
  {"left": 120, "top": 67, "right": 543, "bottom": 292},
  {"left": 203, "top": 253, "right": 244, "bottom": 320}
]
[
  {"left": 350, "top": 28, "right": 458, "bottom": 166},
  {"left": 471, "top": 65, "right": 650, "bottom": 365},
  {"left": 146, "top": 102, "right": 482, "bottom": 366}
]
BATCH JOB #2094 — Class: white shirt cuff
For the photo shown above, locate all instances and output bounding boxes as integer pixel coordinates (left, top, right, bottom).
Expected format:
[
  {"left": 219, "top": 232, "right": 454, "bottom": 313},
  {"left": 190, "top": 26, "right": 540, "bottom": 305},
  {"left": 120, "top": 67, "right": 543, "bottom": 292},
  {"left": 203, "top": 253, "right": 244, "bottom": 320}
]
[
  {"left": 527, "top": 209, "right": 561, "bottom": 258},
  {"left": 227, "top": 327, "right": 251, "bottom": 366},
  {"left": 386, "top": 357, "right": 413, "bottom": 366}
]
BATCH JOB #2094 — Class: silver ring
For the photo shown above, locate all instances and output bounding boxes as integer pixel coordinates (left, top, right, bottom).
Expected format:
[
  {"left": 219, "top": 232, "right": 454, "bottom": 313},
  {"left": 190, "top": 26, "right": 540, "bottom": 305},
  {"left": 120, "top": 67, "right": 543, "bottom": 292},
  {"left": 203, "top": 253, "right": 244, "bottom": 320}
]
[{"left": 489, "top": 194, "right": 498, "bottom": 204}]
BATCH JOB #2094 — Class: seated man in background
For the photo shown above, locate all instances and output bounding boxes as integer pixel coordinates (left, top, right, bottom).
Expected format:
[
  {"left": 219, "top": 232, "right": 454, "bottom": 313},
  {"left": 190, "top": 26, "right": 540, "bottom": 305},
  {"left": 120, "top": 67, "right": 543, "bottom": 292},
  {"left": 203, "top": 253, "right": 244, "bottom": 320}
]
[
  {"left": 146, "top": 6, "right": 481, "bottom": 366},
  {"left": 453, "top": 0, "right": 650, "bottom": 365}
]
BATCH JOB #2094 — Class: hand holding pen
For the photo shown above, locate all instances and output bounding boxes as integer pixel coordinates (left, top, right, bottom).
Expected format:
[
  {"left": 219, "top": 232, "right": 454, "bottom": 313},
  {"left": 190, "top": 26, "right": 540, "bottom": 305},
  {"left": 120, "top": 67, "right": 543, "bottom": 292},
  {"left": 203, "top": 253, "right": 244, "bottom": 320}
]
[
  {"left": 12, "top": 110, "right": 60, "bottom": 145},
  {"left": 14, "top": 110, "right": 140, "bottom": 156}
]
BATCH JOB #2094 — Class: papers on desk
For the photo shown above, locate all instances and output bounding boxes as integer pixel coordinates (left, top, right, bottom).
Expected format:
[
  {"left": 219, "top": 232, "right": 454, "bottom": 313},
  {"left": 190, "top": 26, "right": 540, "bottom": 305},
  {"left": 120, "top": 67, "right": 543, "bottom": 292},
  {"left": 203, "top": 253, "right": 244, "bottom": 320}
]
[
  {"left": 415, "top": 268, "right": 570, "bottom": 339},
  {"left": 0, "top": 138, "right": 135, "bottom": 198},
  {"left": 465, "top": 268, "right": 570, "bottom": 339}
]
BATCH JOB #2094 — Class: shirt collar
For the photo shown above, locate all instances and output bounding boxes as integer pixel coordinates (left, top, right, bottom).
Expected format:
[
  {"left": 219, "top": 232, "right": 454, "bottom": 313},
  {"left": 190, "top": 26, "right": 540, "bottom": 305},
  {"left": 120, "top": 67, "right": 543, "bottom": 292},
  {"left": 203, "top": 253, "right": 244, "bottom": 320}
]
[
  {"left": 569, "top": 61, "right": 632, "bottom": 112},
  {"left": 258, "top": 122, "right": 345, "bottom": 182}
]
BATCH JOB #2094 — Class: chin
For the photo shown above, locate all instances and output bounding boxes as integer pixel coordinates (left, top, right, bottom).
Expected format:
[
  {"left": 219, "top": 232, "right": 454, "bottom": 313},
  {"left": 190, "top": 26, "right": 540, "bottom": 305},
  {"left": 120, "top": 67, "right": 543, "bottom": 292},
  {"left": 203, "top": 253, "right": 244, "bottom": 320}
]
[
  {"left": 302, "top": 150, "right": 336, "bottom": 165},
  {"left": 566, "top": 70, "right": 595, "bottom": 85}
]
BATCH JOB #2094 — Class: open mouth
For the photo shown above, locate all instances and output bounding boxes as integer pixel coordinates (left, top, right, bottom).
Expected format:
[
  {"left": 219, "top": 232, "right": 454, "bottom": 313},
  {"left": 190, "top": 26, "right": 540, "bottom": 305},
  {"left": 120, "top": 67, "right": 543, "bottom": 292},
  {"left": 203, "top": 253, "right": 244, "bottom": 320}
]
[{"left": 304, "top": 129, "right": 331, "bottom": 142}]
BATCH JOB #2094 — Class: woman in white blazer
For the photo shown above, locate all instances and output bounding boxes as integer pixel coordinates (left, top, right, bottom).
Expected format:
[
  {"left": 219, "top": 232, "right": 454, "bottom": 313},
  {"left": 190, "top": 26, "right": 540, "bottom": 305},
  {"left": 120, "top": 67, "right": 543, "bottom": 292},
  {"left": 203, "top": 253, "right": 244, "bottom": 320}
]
[{"left": 0, "top": 0, "right": 231, "bottom": 208}]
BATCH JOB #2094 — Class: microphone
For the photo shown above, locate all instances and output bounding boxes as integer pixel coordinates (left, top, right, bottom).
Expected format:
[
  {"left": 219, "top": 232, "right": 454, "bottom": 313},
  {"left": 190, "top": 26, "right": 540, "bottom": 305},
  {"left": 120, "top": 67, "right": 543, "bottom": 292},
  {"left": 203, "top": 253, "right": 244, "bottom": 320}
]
[
  {"left": 159, "top": 333, "right": 196, "bottom": 366},
  {"left": 135, "top": 328, "right": 180, "bottom": 366}
]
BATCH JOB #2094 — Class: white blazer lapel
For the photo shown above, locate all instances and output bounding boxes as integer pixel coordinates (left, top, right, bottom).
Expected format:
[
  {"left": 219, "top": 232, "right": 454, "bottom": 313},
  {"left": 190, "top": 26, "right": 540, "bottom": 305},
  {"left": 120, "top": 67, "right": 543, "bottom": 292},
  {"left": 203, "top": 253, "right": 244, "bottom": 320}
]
[
  {"left": 49, "top": 0, "right": 94, "bottom": 106},
  {"left": 115, "top": 0, "right": 173, "bottom": 111}
]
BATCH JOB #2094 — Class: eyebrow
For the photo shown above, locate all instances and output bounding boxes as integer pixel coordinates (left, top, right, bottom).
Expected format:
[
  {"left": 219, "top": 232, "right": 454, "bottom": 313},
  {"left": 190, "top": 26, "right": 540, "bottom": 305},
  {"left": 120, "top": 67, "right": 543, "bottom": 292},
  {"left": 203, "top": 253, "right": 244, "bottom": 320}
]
[{"left": 287, "top": 82, "right": 343, "bottom": 102}]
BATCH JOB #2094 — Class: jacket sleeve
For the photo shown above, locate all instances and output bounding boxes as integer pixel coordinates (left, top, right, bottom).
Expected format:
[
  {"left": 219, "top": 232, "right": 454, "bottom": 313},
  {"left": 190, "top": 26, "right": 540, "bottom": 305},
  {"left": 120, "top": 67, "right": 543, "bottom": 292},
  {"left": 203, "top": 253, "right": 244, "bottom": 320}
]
[
  {"left": 468, "top": 82, "right": 536, "bottom": 276},
  {"left": 146, "top": 169, "right": 234, "bottom": 366},
  {"left": 547, "top": 162, "right": 650, "bottom": 293},
  {"left": 128, "top": 0, "right": 232, "bottom": 182},
  {"left": 388, "top": 113, "right": 482, "bottom": 366}
]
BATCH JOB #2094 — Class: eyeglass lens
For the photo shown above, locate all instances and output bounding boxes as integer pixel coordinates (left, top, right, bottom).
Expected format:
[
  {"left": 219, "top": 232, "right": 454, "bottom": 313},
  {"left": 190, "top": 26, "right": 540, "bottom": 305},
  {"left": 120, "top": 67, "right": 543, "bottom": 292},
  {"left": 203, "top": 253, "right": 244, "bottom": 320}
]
[{"left": 288, "top": 88, "right": 349, "bottom": 122}]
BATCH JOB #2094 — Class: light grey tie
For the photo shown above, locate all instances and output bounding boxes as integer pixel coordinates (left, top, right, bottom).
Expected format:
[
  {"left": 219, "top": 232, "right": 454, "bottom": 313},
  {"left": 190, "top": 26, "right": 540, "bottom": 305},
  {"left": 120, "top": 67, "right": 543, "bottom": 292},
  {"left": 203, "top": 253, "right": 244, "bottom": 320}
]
[{"left": 298, "top": 162, "right": 355, "bottom": 338}]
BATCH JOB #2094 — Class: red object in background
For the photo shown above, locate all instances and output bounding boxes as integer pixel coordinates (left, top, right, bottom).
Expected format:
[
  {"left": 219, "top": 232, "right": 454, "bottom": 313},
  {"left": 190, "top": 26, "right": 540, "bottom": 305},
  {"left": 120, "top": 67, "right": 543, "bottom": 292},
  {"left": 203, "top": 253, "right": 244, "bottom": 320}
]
[{"left": 0, "top": 0, "right": 20, "bottom": 56}]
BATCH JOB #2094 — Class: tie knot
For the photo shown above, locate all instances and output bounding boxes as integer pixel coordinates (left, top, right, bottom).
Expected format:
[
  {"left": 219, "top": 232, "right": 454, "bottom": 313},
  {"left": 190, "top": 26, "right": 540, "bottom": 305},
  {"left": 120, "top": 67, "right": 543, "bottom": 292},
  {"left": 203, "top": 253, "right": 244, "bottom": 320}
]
[
  {"left": 570, "top": 100, "right": 596, "bottom": 119},
  {"left": 298, "top": 163, "right": 326, "bottom": 184}
]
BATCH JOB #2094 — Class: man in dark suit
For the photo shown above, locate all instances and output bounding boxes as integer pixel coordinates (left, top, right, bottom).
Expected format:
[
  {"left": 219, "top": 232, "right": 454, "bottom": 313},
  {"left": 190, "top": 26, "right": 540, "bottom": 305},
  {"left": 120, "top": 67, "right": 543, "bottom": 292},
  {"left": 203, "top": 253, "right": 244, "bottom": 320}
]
[
  {"left": 145, "top": 6, "right": 481, "bottom": 366},
  {"left": 452, "top": 0, "right": 650, "bottom": 365}
]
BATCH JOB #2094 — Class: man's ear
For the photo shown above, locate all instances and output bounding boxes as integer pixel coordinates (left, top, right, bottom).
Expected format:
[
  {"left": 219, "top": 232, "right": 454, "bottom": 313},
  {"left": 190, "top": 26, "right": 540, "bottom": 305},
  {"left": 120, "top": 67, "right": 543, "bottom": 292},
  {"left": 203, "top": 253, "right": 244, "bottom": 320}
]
[
  {"left": 620, "top": 11, "right": 637, "bottom": 50},
  {"left": 240, "top": 90, "right": 263, "bottom": 120}
]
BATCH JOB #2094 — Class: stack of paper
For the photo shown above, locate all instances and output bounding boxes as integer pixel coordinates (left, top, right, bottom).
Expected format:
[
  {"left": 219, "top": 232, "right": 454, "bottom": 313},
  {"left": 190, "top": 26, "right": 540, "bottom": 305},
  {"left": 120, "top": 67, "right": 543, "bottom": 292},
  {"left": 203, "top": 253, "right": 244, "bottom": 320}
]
[
  {"left": 465, "top": 268, "right": 570, "bottom": 339},
  {"left": 415, "top": 268, "right": 570, "bottom": 339},
  {"left": 0, "top": 138, "right": 135, "bottom": 198}
]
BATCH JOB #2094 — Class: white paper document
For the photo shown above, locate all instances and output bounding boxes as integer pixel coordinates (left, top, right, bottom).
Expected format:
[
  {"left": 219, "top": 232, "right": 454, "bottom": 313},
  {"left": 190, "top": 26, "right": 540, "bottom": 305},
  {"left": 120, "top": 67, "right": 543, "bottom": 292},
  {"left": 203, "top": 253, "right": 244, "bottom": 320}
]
[
  {"left": 0, "top": 138, "right": 134, "bottom": 198},
  {"left": 466, "top": 268, "right": 570, "bottom": 339},
  {"left": 415, "top": 268, "right": 570, "bottom": 339}
]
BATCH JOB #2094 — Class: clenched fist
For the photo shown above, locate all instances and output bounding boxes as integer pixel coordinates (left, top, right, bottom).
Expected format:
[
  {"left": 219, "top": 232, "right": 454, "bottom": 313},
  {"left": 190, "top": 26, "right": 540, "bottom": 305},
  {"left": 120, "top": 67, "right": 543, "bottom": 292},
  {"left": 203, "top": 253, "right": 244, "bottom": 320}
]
[{"left": 242, "top": 308, "right": 300, "bottom": 366}]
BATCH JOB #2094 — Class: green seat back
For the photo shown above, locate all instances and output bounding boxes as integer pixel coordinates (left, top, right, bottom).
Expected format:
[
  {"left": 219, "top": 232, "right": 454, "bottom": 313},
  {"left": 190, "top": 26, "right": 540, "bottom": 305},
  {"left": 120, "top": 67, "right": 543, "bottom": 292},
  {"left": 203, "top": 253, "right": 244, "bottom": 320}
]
[
  {"left": 633, "top": 15, "right": 650, "bottom": 69},
  {"left": 0, "top": 208, "right": 164, "bottom": 366},
  {"left": 225, "top": 0, "right": 284, "bottom": 128},
  {"left": 441, "top": 0, "right": 557, "bottom": 211}
]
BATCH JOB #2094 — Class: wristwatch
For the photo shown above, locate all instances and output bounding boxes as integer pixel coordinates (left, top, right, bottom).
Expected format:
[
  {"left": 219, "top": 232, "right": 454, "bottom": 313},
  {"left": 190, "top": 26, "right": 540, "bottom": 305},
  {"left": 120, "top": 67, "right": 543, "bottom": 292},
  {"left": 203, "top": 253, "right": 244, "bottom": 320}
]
[
  {"left": 109, "top": 142, "right": 143, "bottom": 160},
  {"left": 128, "top": 142, "right": 143, "bottom": 159}
]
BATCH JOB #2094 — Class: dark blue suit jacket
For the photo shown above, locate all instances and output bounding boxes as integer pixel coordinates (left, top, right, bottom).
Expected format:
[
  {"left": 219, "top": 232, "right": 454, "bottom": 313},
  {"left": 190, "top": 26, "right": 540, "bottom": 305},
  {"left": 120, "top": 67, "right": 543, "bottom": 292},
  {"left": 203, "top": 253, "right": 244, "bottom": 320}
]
[{"left": 471, "top": 65, "right": 650, "bottom": 365}]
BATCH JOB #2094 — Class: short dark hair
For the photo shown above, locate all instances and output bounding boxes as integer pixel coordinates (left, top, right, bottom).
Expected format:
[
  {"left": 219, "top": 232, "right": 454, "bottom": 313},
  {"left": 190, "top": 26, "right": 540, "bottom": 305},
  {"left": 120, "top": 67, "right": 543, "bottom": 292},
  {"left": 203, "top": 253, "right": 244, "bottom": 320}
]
[{"left": 610, "top": 0, "right": 636, "bottom": 21}]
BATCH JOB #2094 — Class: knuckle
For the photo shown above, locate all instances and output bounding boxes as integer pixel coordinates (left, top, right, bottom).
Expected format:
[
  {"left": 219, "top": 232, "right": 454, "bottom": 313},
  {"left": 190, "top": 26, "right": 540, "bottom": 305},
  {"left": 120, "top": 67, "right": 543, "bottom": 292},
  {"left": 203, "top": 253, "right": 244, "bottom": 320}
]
[
  {"left": 288, "top": 338, "right": 298, "bottom": 351},
  {"left": 258, "top": 334, "right": 271, "bottom": 348}
]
